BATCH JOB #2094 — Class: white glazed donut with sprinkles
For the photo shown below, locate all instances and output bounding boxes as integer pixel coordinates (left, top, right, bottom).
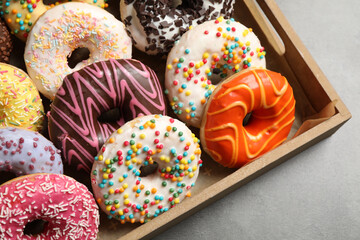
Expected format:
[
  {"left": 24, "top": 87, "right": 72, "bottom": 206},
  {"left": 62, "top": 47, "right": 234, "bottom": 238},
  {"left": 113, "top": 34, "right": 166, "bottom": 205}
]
[
  {"left": 165, "top": 17, "right": 266, "bottom": 127},
  {"left": 24, "top": 2, "right": 132, "bottom": 100},
  {"left": 91, "top": 114, "right": 202, "bottom": 224},
  {"left": 0, "top": 173, "right": 99, "bottom": 240}
]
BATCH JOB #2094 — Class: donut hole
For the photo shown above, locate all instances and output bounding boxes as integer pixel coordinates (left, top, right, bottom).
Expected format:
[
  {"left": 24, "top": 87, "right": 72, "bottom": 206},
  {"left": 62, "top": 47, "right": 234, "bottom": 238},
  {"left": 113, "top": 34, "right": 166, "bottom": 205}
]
[
  {"left": 23, "top": 219, "right": 48, "bottom": 236},
  {"left": 0, "top": 171, "right": 17, "bottom": 185},
  {"left": 139, "top": 162, "right": 159, "bottom": 177},
  {"left": 171, "top": 0, "right": 183, "bottom": 8},
  {"left": 173, "top": 0, "right": 202, "bottom": 9},
  {"left": 243, "top": 112, "right": 252, "bottom": 126},
  {"left": 43, "top": 0, "right": 64, "bottom": 6},
  {"left": 208, "top": 67, "right": 224, "bottom": 85},
  {"left": 67, "top": 47, "right": 90, "bottom": 69},
  {"left": 98, "top": 108, "right": 122, "bottom": 123}
]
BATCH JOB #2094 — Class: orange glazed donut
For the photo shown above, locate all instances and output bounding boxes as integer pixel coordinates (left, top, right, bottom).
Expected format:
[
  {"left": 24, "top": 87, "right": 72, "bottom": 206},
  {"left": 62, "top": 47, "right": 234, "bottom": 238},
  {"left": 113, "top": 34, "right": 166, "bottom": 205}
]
[{"left": 200, "top": 68, "right": 295, "bottom": 168}]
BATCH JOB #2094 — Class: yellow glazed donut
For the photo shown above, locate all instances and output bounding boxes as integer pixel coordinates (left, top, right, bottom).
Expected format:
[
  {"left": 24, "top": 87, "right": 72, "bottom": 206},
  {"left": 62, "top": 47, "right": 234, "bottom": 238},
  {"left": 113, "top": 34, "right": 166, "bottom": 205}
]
[
  {"left": 0, "top": 63, "right": 44, "bottom": 131},
  {"left": 0, "top": 174, "right": 99, "bottom": 239},
  {"left": 0, "top": 0, "right": 108, "bottom": 41},
  {"left": 24, "top": 2, "right": 132, "bottom": 100}
]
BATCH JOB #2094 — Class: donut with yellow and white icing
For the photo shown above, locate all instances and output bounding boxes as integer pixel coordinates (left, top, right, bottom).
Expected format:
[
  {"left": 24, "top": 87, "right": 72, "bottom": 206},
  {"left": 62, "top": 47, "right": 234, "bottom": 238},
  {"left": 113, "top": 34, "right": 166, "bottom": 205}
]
[
  {"left": 24, "top": 2, "right": 132, "bottom": 99},
  {"left": 0, "top": 63, "right": 44, "bottom": 131},
  {"left": 120, "top": 0, "right": 235, "bottom": 55},
  {"left": 165, "top": 17, "right": 267, "bottom": 127},
  {"left": 0, "top": 0, "right": 108, "bottom": 41},
  {"left": 91, "top": 114, "right": 202, "bottom": 223},
  {"left": 0, "top": 173, "right": 99, "bottom": 240}
]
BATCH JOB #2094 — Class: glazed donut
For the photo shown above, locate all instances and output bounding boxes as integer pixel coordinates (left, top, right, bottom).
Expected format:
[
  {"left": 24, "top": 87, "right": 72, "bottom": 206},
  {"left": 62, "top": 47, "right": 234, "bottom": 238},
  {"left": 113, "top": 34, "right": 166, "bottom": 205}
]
[
  {"left": 0, "top": 127, "right": 63, "bottom": 177},
  {"left": 48, "top": 59, "right": 166, "bottom": 176},
  {"left": 24, "top": 2, "right": 132, "bottom": 100},
  {"left": 165, "top": 17, "right": 267, "bottom": 127},
  {"left": 120, "top": 0, "right": 235, "bottom": 55},
  {"left": 0, "top": 173, "right": 99, "bottom": 239},
  {"left": 200, "top": 68, "right": 296, "bottom": 168},
  {"left": 0, "top": 63, "right": 44, "bottom": 131},
  {"left": 91, "top": 114, "right": 202, "bottom": 223},
  {"left": 0, "top": 18, "right": 13, "bottom": 63},
  {"left": 0, "top": 0, "right": 107, "bottom": 41}
]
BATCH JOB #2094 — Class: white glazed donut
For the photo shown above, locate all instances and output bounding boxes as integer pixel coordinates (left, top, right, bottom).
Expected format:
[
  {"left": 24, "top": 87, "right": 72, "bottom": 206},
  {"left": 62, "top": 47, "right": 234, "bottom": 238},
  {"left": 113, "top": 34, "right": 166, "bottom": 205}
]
[
  {"left": 0, "top": 127, "right": 63, "bottom": 176},
  {"left": 165, "top": 17, "right": 267, "bottom": 127},
  {"left": 24, "top": 2, "right": 132, "bottom": 100},
  {"left": 91, "top": 114, "right": 202, "bottom": 223},
  {"left": 120, "top": 0, "right": 235, "bottom": 55}
]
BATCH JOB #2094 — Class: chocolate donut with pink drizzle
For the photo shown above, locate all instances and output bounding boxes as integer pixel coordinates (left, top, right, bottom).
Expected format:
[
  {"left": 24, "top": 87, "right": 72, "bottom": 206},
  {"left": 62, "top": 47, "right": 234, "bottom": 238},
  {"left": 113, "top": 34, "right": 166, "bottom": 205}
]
[{"left": 48, "top": 59, "right": 166, "bottom": 178}]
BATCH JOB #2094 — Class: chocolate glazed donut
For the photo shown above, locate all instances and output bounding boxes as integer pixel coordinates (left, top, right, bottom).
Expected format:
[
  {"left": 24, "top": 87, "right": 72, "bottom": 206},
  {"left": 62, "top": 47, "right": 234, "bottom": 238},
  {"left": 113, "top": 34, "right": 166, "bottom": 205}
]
[
  {"left": 121, "top": 0, "right": 235, "bottom": 54},
  {"left": 48, "top": 59, "right": 167, "bottom": 183},
  {"left": 0, "top": 19, "right": 13, "bottom": 63}
]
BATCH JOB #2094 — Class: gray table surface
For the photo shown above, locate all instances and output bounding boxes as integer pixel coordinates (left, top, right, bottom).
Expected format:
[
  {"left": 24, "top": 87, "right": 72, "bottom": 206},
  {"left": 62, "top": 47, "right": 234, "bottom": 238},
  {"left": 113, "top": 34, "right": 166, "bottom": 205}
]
[{"left": 154, "top": 0, "right": 360, "bottom": 239}]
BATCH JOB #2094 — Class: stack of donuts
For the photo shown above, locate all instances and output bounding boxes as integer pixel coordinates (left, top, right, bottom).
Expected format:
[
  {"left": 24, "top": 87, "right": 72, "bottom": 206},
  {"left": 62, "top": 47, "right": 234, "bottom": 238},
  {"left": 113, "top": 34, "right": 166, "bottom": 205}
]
[{"left": 0, "top": 0, "right": 296, "bottom": 238}]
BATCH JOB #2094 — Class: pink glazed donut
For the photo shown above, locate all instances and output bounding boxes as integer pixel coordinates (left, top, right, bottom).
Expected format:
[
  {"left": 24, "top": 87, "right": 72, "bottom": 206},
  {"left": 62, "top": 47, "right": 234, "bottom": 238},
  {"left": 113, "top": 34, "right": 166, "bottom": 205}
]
[
  {"left": 0, "top": 127, "right": 63, "bottom": 176},
  {"left": 0, "top": 173, "right": 99, "bottom": 240}
]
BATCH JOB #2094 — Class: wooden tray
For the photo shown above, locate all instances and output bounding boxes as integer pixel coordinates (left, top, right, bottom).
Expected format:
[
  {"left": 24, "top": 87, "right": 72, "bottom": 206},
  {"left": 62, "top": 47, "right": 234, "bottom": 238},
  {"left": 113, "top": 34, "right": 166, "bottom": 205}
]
[
  {"left": 106, "top": 0, "right": 351, "bottom": 239},
  {"left": 7, "top": 0, "right": 351, "bottom": 239}
]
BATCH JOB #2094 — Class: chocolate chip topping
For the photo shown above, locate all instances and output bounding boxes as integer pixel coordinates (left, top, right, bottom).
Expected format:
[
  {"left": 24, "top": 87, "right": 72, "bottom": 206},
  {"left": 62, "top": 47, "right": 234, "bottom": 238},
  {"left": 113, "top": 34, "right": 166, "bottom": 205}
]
[
  {"left": 124, "top": 0, "right": 235, "bottom": 55},
  {"left": 0, "top": 19, "right": 13, "bottom": 63}
]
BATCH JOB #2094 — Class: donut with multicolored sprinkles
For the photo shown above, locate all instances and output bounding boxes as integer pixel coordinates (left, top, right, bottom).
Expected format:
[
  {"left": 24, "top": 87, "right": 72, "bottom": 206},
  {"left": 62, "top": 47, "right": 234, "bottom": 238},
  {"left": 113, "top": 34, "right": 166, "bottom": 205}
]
[
  {"left": 165, "top": 17, "right": 267, "bottom": 127},
  {"left": 0, "top": 63, "right": 44, "bottom": 131},
  {"left": 24, "top": 2, "right": 132, "bottom": 100},
  {"left": 0, "top": 173, "right": 99, "bottom": 239},
  {"left": 91, "top": 114, "right": 202, "bottom": 223},
  {"left": 0, "top": 0, "right": 108, "bottom": 41},
  {"left": 120, "top": 0, "right": 235, "bottom": 55}
]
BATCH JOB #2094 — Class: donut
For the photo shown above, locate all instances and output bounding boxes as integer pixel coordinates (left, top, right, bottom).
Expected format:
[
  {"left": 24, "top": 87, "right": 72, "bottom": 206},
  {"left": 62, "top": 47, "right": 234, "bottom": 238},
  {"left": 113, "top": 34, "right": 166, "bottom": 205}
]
[
  {"left": 0, "top": 63, "right": 44, "bottom": 131},
  {"left": 0, "top": 0, "right": 108, "bottom": 41},
  {"left": 165, "top": 17, "right": 267, "bottom": 128},
  {"left": 120, "top": 0, "right": 235, "bottom": 55},
  {"left": 0, "top": 18, "right": 13, "bottom": 63},
  {"left": 200, "top": 68, "right": 296, "bottom": 168},
  {"left": 91, "top": 114, "right": 202, "bottom": 223},
  {"left": 0, "top": 127, "right": 63, "bottom": 178},
  {"left": 0, "top": 173, "right": 99, "bottom": 239},
  {"left": 48, "top": 59, "right": 167, "bottom": 177},
  {"left": 24, "top": 2, "right": 132, "bottom": 100}
]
